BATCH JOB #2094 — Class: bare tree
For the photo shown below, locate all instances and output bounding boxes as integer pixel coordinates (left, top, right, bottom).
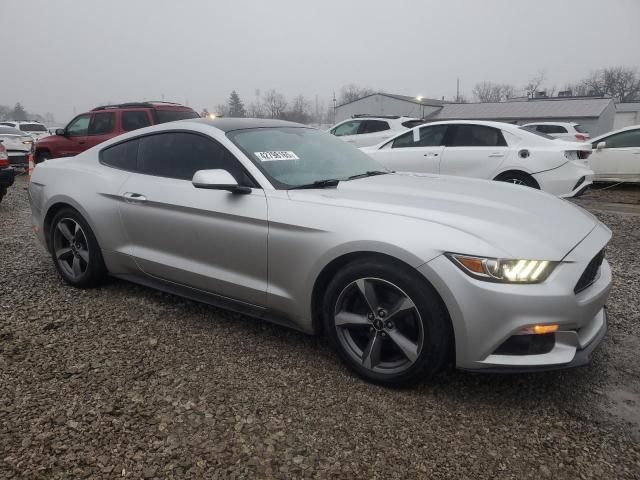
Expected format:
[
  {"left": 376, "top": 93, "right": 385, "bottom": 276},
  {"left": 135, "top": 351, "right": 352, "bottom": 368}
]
[
  {"left": 472, "top": 82, "right": 515, "bottom": 102},
  {"left": 286, "top": 94, "right": 312, "bottom": 123},
  {"left": 263, "top": 89, "right": 288, "bottom": 119},
  {"left": 247, "top": 100, "right": 265, "bottom": 118},
  {"left": 339, "top": 84, "right": 375, "bottom": 104},
  {"left": 582, "top": 66, "right": 640, "bottom": 102},
  {"left": 524, "top": 72, "right": 546, "bottom": 98}
]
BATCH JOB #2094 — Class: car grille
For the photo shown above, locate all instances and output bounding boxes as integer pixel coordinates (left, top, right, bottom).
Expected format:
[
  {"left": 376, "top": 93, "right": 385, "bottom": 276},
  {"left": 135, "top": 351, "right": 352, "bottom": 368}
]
[{"left": 574, "top": 249, "right": 605, "bottom": 294}]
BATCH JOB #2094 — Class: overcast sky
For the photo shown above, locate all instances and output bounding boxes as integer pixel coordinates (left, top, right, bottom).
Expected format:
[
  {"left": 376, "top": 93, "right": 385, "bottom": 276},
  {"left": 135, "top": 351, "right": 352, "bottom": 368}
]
[{"left": 2, "top": 0, "right": 639, "bottom": 123}]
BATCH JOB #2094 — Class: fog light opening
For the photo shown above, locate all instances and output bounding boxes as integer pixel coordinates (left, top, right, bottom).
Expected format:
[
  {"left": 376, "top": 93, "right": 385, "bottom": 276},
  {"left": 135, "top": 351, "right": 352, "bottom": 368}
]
[{"left": 519, "top": 324, "right": 559, "bottom": 335}]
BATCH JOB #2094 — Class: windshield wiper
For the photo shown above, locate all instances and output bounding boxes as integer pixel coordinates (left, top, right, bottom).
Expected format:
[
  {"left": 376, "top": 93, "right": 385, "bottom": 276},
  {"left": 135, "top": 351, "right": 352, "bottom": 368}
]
[
  {"left": 288, "top": 179, "right": 340, "bottom": 190},
  {"left": 347, "top": 170, "right": 391, "bottom": 180}
]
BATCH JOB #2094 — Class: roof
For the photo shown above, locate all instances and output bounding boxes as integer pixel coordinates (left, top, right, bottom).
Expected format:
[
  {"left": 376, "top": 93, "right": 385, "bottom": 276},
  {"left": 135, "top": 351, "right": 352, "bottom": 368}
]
[
  {"left": 616, "top": 102, "right": 640, "bottom": 113},
  {"left": 336, "top": 92, "right": 444, "bottom": 109},
  {"left": 430, "top": 97, "right": 614, "bottom": 121},
  {"left": 92, "top": 101, "right": 192, "bottom": 111},
  {"left": 193, "top": 118, "right": 305, "bottom": 132}
]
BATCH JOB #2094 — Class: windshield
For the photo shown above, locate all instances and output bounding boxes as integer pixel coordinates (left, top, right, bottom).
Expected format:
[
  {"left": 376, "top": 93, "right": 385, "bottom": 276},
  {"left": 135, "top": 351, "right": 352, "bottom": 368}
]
[
  {"left": 519, "top": 126, "right": 556, "bottom": 140},
  {"left": 154, "top": 109, "right": 200, "bottom": 124},
  {"left": 19, "top": 123, "right": 47, "bottom": 132},
  {"left": 228, "top": 127, "right": 388, "bottom": 189}
]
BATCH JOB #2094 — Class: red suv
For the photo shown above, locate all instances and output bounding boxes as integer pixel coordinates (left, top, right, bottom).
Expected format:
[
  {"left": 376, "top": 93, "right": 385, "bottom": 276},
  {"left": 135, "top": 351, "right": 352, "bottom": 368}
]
[{"left": 35, "top": 102, "right": 199, "bottom": 162}]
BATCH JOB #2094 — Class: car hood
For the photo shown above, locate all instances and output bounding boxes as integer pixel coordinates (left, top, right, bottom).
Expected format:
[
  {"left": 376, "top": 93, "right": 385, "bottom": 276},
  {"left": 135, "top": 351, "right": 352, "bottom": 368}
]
[{"left": 287, "top": 173, "right": 598, "bottom": 261}]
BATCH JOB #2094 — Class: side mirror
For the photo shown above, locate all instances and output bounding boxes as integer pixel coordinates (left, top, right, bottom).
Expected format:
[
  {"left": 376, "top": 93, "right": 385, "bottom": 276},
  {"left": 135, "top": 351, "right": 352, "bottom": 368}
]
[
  {"left": 596, "top": 141, "right": 606, "bottom": 150},
  {"left": 192, "top": 169, "right": 251, "bottom": 194},
  {"left": 55, "top": 128, "right": 66, "bottom": 136}
]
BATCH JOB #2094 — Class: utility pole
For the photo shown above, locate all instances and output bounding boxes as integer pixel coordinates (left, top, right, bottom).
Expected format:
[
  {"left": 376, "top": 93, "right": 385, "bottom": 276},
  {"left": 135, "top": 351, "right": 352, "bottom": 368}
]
[
  {"left": 332, "top": 91, "right": 337, "bottom": 124},
  {"left": 456, "top": 78, "right": 460, "bottom": 103}
]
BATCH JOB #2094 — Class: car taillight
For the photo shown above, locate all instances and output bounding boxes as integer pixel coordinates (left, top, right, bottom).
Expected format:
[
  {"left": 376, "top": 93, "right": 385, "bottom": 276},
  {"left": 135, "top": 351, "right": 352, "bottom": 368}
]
[
  {"left": 0, "top": 145, "right": 8, "bottom": 168},
  {"left": 575, "top": 134, "right": 587, "bottom": 141}
]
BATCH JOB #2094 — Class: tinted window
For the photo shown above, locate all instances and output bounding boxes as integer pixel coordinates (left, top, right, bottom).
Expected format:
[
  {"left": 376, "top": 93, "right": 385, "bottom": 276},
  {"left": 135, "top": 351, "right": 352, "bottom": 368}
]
[
  {"left": 122, "top": 111, "right": 151, "bottom": 132},
  {"left": 401, "top": 120, "right": 426, "bottom": 129},
  {"left": 138, "top": 132, "right": 248, "bottom": 183},
  {"left": 360, "top": 120, "right": 390, "bottom": 134},
  {"left": 101, "top": 139, "right": 139, "bottom": 171},
  {"left": 19, "top": 123, "right": 47, "bottom": 132},
  {"left": 544, "top": 125, "right": 567, "bottom": 134},
  {"left": 574, "top": 124, "right": 588, "bottom": 133},
  {"left": 67, "top": 114, "right": 91, "bottom": 136},
  {"left": 445, "top": 125, "right": 507, "bottom": 147},
  {"left": 0, "top": 122, "right": 15, "bottom": 127},
  {"left": 89, "top": 112, "right": 115, "bottom": 135},
  {"left": 332, "top": 121, "right": 361, "bottom": 137},
  {"left": 154, "top": 109, "right": 199, "bottom": 124},
  {"left": 392, "top": 125, "right": 447, "bottom": 148},
  {"left": 520, "top": 126, "right": 555, "bottom": 140},
  {"left": 602, "top": 129, "right": 640, "bottom": 149}
]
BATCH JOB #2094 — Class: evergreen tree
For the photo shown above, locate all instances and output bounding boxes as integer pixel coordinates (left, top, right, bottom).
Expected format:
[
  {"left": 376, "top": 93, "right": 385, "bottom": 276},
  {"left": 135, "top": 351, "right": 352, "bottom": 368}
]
[
  {"left": 11, "top": 102, "right": 28, "bottom": 121},
  {"left": 227, "top": 91, "right": 246, "bottom": 118}
]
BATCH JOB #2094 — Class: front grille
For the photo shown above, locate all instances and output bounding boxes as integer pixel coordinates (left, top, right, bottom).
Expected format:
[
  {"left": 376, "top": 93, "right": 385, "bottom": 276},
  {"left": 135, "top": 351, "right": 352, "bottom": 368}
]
[{"left": 574, "top": 249, "right": 605, "bottom": 294}]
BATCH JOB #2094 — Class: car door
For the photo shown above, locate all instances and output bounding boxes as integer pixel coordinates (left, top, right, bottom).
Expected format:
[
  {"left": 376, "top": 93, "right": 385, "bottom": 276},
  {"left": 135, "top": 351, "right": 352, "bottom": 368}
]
[
  {"left": 439, "top": 124, "right": 510, "bottom": 179},
  {"left": 352, "top": 120, "right": 393, "bottom": 147},
  {"left": 117, "top": 131, "right": 269, "bottom": 306},
  {"left": 330, "top": 120, "right": 362, "bottom": 146},
  {"left": 367, "top": 125, "right": 447, "bottom": 173},
  {"left": 85, "top": 111, "right": 116, "bottom": 149},
  {"left": 58, "top": 114, "right": 91, "bottom": 156},
  {"left": 590, "top": 128, "right": 640, "bottom": 180}
]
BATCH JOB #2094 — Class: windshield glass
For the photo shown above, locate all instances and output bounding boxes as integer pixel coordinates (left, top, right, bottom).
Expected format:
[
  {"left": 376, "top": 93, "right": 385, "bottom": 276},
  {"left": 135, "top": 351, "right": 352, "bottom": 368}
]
[
  {"left": 519, "top": 126, "right": 556, "bottom": 140},
  {"left": 228, "top": 127, "right": 388, "bottom": 189},
  {"left": 155, "top": 109, "right": 199, "bottom": 124},
  {"left": 19, "top": 123, "right": 47, "bottom": 132}
]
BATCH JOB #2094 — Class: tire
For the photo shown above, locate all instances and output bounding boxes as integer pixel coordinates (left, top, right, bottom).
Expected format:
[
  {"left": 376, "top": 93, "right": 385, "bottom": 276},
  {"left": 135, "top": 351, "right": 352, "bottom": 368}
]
[
  {"left": 49, "top": 208, "right": 107, "bottom": 288},
  {"left": 322, "top": 257, "right": 452, "bottom": 386},
  {"left": 0, "top": 187, "right": 5, "bottom": 204},
  {"left": 494, "top": 171, "right": 540, "bottom": 189},
  {"left": 36, "top": 151, "right": 51, "bottom": 163}
]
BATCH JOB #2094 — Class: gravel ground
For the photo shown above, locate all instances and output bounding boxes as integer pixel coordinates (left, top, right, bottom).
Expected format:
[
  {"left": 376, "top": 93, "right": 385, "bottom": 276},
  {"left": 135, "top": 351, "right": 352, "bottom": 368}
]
[{"left": 1, "top": 176, "right": 639, "bottom": 479}]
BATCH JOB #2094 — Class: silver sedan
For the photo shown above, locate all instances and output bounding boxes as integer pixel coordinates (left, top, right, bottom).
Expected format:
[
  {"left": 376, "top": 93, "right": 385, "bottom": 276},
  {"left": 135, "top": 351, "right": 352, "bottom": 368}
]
[{"left": 28, "top": 118, "right": 611, "bottom": 385}]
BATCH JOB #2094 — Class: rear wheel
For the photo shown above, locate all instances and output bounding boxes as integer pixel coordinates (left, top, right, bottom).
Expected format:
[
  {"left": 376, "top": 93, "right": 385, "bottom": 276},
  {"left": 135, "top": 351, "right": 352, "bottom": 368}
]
[
  {"left": 49, "top": 208, "right": 107, "bottom": 287},
  {"left": 494, "top": 171, "right": 540, "bottom": 189},
  {"left": 323, "top": 258, "right": 452, "bottom": 385}
]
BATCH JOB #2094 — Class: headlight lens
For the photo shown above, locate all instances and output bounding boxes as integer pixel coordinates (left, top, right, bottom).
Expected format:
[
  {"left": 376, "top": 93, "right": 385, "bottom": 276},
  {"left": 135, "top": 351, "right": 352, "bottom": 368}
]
[{"left": 447, "top": 254, "right": 557, "bottom": 283}]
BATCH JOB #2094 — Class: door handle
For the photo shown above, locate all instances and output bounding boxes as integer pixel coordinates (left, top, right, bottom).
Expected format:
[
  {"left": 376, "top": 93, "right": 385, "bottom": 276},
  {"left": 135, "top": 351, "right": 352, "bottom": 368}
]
[
  {"left": 423, "top": 153, "right": 439, "bottom": 157},
  {"left": 488, "top": 152, "right": 505, "bottom": 157},
  {"left": 123, "top": 192, "right": 147, "bottom": 203}
]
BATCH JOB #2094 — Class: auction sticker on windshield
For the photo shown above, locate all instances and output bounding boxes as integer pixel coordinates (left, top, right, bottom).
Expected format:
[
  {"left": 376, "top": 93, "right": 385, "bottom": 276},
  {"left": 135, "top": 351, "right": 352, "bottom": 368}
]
[{"left": 255, "top": 151, "right": 300, "bottom": 161}]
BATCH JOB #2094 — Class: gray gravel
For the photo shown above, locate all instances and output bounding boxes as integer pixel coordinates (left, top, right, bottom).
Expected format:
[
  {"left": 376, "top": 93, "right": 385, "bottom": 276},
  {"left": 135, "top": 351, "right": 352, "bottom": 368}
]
[{"left": 1, "top": 176, "right": 639, "bottom": 479}]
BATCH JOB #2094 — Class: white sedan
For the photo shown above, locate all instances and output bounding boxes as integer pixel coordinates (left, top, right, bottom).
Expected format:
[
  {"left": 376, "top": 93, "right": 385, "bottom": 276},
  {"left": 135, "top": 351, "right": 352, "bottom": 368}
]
[
  {"left": 361, "top": 120, "right": 593, "bottom": 197},
  {"left": 589, "top": 125, "right": 640, "bottom": 183}
]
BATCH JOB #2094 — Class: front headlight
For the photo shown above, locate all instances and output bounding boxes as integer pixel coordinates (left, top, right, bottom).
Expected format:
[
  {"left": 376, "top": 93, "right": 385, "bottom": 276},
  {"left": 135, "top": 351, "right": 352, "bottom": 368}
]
[{"left": 446, "top": 253, "right": 557, "bottom": 283}]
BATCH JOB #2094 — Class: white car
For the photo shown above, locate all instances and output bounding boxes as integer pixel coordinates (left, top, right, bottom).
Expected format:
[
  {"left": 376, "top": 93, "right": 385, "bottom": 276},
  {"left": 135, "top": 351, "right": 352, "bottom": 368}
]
[
  {"left": 0, "top": 121, "right": 50, "bottom": 141},
  {"left": 589, "top": 125, "right": 640, "bottom": 183},
  {"left": 521, "top": 122, "right": 591, "bottom": 142},
  {"left": 361, "top": 120, "right": 593, "bottom": 198},
  {"left": 0, "top": 126, "right": 34, "bottom": 169},
  {"left": 328, "top": 116, "right": 424, "bottom": 148}
]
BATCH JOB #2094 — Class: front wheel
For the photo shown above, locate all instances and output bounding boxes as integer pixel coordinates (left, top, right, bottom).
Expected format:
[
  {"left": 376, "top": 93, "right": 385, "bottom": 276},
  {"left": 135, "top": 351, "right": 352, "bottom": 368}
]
[
  {"left": 322, "top": 258, "right": 452, "bottom": 385},
  {"left": 494, "top": 171, "right": 540, "bottom": 189},
  {"left": 49, "top": 208, "right": 107, "bottom": 287}
]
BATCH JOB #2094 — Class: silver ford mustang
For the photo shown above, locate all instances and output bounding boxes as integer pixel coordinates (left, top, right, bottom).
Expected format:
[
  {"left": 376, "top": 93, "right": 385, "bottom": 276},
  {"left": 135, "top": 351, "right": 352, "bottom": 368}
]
[{"left": 28, "top": 118, "right": 611, "bottom": 385}]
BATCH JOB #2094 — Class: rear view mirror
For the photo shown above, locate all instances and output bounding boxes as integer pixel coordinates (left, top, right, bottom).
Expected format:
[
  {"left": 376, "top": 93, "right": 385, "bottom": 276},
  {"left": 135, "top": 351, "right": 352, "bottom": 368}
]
[
  {"left": 55, "top": 128, "right": 66, "bottom": 136},
  {"left": 596, "top": 141, "right": 606, "bottom": 150},
  {"left": 192, "top": 169, "right": 251, "bottom": 194}
]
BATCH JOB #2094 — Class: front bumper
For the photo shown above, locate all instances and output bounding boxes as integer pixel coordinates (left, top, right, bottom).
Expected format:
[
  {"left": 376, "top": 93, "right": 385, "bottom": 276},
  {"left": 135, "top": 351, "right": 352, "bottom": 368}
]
[
  {"left": 419, "top": 223, "right": 611, "bottom": 372},
  {"left": 533, "top": 161, "right": 593, "bottom": 198}
]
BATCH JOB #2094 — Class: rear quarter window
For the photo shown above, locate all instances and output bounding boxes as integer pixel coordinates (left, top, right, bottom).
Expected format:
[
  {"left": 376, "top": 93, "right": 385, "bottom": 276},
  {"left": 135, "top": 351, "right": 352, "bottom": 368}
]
[{"left": 100, "top": 139, "right": 139, "bottom": 171}]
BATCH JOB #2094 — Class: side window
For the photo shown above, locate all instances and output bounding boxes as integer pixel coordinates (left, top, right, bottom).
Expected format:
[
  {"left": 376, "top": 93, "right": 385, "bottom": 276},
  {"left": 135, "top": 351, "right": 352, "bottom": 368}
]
[
  {"left": 100, "top": 139, "right": 139, "bottom": 171},
  {"left": 392, "top": 125, "right": 448, "bottom": 148},
  {"left": 66, "top": 114, "right": 91, "bottom": 136},
  {"left": 89, "top": 112, "right": 115, "bottom": 135},
  {"left": 138, "top": 132, "right": 251, "bottom": 184},
  {"left": 360, "top": 120, "right": 390, "bottom": 134},
  {"left": 603, "top": 129, "right": 640, "bottom": 149},
  {"left": 445, "top": 125, "right": 507, "bottom": 147},
  {"left": 122, "top": 111, "right": 151, "bottom": 132},
  {"left": 332, "top": 121, "right": 361, "bottom": 137},
  {"left": 545, "top": 125, "right": 567, "bottom": 134},
  {"left": 392, "top": 130, "right": 417, "bottom": 148}
]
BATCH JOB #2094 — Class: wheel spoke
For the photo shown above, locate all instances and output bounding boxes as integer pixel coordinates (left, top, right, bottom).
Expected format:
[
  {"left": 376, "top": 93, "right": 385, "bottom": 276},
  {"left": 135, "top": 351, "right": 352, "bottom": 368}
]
[
  {"left": 387, "top": 329, "right": 419, "bottom": 363},
  {"left": 386, "top": 296, "right": 416, "bottom": 322},
  {"left": 57, "top": 222, "right": 74, "bottom": 242},
  {"left": 56, "top": 247, "right": 73, "bottom": 260},
  {"left": 72, "top": 256, "right": 82, "bottom": 277},
  {"left": 355, "top": 279, "right": 378, "bottom": 313},
  {"left": 77, "top": 248, "right": 90, "bottom": 263},
  {"left": 362, "top": 332, "right": 383, "bottom": 369},
  {"left": 335, "top": 311, "right": 370, "bottom": 328}
]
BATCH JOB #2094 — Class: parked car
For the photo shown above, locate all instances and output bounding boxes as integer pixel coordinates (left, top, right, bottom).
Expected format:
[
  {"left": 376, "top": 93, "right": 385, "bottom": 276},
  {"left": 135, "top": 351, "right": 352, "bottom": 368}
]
[
  {"left": 0, "top": 126, "right": 34, "bottom": 169},
  {"left": 589, "top": 125, "right": 640, "bottom": 183},
  {"left": 0, "top": 142, "right": 15, "bottom": 204},
  {"left": 328, "top": 115, "right": 424, "bottom": 147},
  {"left": 0, "top": 121, "right": 50, "bottom": 141},
  {"left": 521, "top": 122, "right": 591, "bottom": 142},
  {"left": 29, "top": 118, "right": 611, "bottom": 385},
  {"left": 361, "top": 120, "right": 593, "bottom": 197},
  {"left": 35, "top": 101, "right": 199, "bottom": 162}
]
